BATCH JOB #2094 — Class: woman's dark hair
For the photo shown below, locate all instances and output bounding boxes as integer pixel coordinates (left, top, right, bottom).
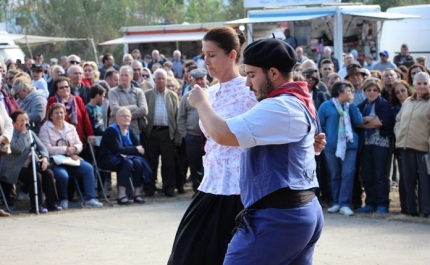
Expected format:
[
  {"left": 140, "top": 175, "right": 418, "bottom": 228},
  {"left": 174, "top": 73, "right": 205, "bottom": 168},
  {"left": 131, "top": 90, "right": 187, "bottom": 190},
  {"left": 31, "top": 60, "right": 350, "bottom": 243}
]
[
  {"left": 11, "top": 109, "right": 27, "bottom": 123},
  {"left": 406, "top": 64, "right": 426, "bottom": 86},
  {"left": 390, "top": 80, "right": 413, "bottom": 106},
  {"left": 47, "top": 103, "right": 66, "bottom": 122},
  {"left": 398, "top": 65, "right": 408, "bottom": 77},
  {"left": 331, "top": 80, "right": 353, "bottom": 98},
  {"left": 203, "top": 27, "right": 246, "bottom": 64},
  {"left": 51, "top": 76, "right": 71, "bottom": 93}
]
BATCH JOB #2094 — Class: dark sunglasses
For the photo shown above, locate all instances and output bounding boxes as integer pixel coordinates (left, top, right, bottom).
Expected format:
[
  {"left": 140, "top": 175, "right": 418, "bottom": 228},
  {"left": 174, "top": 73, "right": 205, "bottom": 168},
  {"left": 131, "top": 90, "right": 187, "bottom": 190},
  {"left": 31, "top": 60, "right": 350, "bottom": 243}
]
[
  {"left": 305, "top": 74, "right": 317, "bottom": 81},
  {"left": 395, "top": 88, "right": 407, "bottom": 95},
  {"left": 142, "top": 74, "right": 150, "bottom": 78},
  {"left": 69, "top": 60, "right": 80, "bottom": 64}
]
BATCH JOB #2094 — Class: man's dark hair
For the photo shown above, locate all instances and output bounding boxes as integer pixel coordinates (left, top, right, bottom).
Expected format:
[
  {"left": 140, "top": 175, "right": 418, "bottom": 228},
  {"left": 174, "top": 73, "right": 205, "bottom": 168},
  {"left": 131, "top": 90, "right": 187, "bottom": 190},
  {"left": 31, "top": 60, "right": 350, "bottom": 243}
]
[
  {"left": 331, "top": 80, "right": 353, "bottom": 98},
  {"left": 104, "top": 68, "right": 118, "bottom": 80},
  {"left": 321, "top": 59, "right": 334, "bottom": 66},
  {"left": 89, "top": 84, "right": 106, "bottom": 99},
  {"left": 102, "top": 53, "right": 113, "bottom": 64}
]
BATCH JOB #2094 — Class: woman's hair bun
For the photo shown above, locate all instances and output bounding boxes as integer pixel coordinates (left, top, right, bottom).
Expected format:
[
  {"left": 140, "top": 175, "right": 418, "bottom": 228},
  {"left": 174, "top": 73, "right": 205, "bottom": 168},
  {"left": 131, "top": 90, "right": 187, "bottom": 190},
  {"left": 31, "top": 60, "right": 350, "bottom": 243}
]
[{"left": 236, "top": 29, "right": 246, "bottom": 46}]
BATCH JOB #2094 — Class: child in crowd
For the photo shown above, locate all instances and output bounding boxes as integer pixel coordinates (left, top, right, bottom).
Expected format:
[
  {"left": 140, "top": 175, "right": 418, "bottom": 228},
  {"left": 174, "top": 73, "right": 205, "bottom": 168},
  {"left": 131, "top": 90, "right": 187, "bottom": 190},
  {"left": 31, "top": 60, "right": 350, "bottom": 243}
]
[{"left": 163, "top": 61, "right": 175, "bottom": 77}]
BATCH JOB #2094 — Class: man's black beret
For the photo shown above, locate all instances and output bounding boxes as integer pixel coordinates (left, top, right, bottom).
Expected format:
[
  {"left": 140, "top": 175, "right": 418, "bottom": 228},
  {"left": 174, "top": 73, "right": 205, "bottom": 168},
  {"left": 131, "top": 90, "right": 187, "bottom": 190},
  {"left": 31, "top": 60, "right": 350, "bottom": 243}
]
[{"left": 243, "top": 38, "right": 297, "bottom": 72}]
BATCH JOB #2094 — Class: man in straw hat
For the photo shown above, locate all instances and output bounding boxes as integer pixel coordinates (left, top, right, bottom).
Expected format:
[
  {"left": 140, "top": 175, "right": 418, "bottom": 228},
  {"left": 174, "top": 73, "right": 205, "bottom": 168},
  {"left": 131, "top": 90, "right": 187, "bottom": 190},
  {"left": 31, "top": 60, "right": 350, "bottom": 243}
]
[{"left": 188, "top": 38, "right": 325, "bottom": 264}]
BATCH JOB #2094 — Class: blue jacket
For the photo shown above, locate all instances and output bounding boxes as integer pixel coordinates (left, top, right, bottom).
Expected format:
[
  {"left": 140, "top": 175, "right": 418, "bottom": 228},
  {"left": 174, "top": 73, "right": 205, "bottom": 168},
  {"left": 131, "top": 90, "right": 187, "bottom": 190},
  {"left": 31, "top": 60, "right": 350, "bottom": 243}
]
[
  {"left": 318, "top": 100, "right": 363, "bottom": 152},
  {"left": 357, "top": 96, "right": 392, "bottom": 150}
]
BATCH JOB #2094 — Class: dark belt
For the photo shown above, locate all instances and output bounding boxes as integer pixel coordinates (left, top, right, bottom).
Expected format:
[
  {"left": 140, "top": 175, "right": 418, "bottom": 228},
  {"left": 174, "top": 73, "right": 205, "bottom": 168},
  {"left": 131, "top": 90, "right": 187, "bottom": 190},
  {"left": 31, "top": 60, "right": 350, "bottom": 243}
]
[
  {"left": 152, "top": 126, "right": 168, "bottom": 130},
  {"left": 232, "top": 187, "right": 315, "bottom": 235}
]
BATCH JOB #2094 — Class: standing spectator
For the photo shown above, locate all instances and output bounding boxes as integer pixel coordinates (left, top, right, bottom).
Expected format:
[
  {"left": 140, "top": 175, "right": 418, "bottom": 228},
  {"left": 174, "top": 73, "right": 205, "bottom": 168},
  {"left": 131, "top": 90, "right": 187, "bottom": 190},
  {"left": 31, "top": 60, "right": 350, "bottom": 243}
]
[
  {"left": 163, "top": 61, "right": 174, "bottom": 77},
  {"left": 390, "top": 80, "right": 413, "bottom": 214},
  {"left": 296, "top": 47, "right": 308, "bottom": 63},
  {"left": 82, "top": 61, "right": 110, "bottom": 93},
  {"left": 394, "top": 72, "right": 430, "bottom": 218},
  {"left": 415, "top": 56, "right": 430, "bottom": 73},
  {"left": 147, "top": 50, "right": 166, "bottom": 71},
  {"left": 104, "top": 69, "right": 119, "bottom": 89},
  {"left": 318, "top": 47, "right": 340, "bottom": 72},
  {"left": 166, "top": 76, "right": 181, "bottom": 99},
  {"left": 177, "top": 69, "right": 208, "bottom": 196},
  {"left": 66, "top": 54, "right": 81, "bottom": 70},
  {"left": 373, "top": 51, "right": 397, "bottom": 73},
  {"left": 363, "top": 54, "right": 376, "bottom": 70},
  {"left": 46, "top": 76, "right": 94, "bottom": 143},
  {"left": 143, "top": 69, "right": 181, "bottom": 197},
  {"left": 356, "top": 78, "right": 392, "bottom": 214},
  {"left": 302, "top": 67, "right": 330, "bottom": 110},
  {"left": 13, "top": 75, "right": 47, "bottom": 134},
  {"left": 171, "top": 50, "right": 184, "bottom": 79},
  {"left": 131, "top": 49, "right": 145, "bottom": 66},
  {"left": 86, "top": 85, "right": 106, "bottom": 136},
  {"left": 282, "top": 28, "right": 297, "bottom": 49},
  {"left": 39, "top": 103, "right": 102, "bottom": 209},
  {"left": 345, "top": 64, "right": 366, "bottom": 105},
  {"left": 0, "top": 72, "right": 20, "bottom": 116},
  {"left": 67, "top": 65, "right": 91, "bottom": 105},
  {"left": 320, "top": 59, "right": 335, "bottom": 84},
  {"left": 98, "top": 53, "right": 118, "bottom": 80},
  {"left": 326, "top": 73, "right": 341, "bottom": 93},
  {"left": 122, "top": 54, "right": 133, "bottom": 66},
  {"left": 30, "top": 64, "right": 49, "bottom": 98},
  {"left": 131, "top": 60, "right": 154, "bottom": 91},
  {"left": 181, "top": 64, "right": 198, "bottom": 96},
  {"left": 0, "top": 110, "right": 61, "bottom": 213},
  {"left": 318, "top": 81, "right": 363, "bottom": 216},
  {"left": 48, "top": 65, "right": 65, "bottom": 93},
  {"left": 338, "top": 53, "right": 355, "bottom": 79},
  {"left": 406, "top": 64, "right": 426, "bottom": 88},
  {"left": 60, "top": 56, "right": 68, "bottom": 71},
  {"left": 381, "top": 69, "right": 399, "bottom": 102},
  {"left": 393, "top": 44, "right": 415, "bottom": 68},
  {"left": 143, "top": 54, "right": 152, "bottom": 68},
  {"left": 108, "top": 66, "right": 148, "bottom": 136}
]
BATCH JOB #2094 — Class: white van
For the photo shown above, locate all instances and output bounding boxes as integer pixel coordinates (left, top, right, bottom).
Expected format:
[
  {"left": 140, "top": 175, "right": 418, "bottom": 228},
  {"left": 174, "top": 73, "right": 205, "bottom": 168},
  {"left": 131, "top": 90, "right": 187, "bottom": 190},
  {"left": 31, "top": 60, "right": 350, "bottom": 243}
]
[
  {"left": 0, "top": 32, "right": 25, "bottom": 63},
  {"left": 380, "top": 4, "right": 430, "bottom": 68}
]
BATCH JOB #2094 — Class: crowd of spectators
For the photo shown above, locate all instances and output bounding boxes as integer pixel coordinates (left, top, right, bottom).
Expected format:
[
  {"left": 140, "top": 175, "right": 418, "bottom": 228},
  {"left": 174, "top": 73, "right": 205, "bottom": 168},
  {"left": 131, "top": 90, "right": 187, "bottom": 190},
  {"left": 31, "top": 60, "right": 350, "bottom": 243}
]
[{"left": 0, "top": 43, "right": 429, "bottom": 219}]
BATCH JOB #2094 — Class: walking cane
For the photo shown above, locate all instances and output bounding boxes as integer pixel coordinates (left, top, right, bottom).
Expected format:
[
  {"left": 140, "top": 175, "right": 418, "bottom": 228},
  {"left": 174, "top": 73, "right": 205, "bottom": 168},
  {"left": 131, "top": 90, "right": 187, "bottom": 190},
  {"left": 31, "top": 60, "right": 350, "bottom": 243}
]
[{"left": 27, "top": 123, "right": 39, "bottom": 215}]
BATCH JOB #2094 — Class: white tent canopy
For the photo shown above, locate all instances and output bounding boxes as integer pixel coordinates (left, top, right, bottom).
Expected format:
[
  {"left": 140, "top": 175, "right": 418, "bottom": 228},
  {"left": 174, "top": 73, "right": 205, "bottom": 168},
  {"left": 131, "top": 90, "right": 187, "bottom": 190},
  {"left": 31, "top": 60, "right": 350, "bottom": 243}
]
[
  {"left": 99, "top": 32, "right": 206, "bottom": 46},
  {"left": 0, "top": 32, "right": 86, "bottom": 44}
]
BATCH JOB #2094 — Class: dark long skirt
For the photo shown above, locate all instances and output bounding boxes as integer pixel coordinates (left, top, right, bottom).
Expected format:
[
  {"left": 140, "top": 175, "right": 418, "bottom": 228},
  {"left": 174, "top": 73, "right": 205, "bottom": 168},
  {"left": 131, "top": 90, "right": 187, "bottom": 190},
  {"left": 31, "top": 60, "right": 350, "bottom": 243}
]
[{"left": 168, "top": 191, "right": 243, "bottom": 265}]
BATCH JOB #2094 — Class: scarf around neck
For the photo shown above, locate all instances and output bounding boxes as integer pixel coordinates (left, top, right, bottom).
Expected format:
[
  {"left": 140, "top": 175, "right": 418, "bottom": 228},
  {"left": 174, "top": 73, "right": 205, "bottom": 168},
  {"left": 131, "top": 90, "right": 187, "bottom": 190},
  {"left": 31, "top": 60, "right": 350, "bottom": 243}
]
[
  {"left": 267, "top": 81, "right": 316, "bottom": 119},
  {"left": 55, "top": 94, "right": 78, "bottom": 126},
  {"left": 110, "top": 123, "right": 133, "bottom": 147},
  {"left": 332, "top": 98, "right": 353, "bottom": 160}
]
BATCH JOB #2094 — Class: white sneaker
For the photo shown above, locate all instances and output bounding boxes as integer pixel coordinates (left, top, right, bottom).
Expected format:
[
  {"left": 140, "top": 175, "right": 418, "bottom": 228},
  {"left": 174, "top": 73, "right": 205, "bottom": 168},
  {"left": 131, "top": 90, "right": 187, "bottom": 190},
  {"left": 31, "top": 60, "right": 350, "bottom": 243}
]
[
  {"left": 60, "top": 200, "right": 69, "bottom": 209},
  {"left": 17, "top": 192, "right": 29, "bottom": 201},
  {"left": 85, "top": 199, "right": 103, "bottom": 208},
  {"left": 340, "top": 206, "right": 354, "bottom": 216},
  {"left": 327, "top": 205, "right": 340, "bottom": 213}
]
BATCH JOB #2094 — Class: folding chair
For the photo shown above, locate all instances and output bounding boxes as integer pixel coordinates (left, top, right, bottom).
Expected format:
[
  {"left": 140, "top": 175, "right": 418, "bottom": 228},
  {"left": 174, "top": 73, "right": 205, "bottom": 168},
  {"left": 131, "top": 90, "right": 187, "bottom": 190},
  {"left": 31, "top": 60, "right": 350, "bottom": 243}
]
[
  {"left": 0, "top": 182, "right": 32, "bottom": 214},
  {"left": 88, "top": 136, "right": 114, "bottom": 206}
]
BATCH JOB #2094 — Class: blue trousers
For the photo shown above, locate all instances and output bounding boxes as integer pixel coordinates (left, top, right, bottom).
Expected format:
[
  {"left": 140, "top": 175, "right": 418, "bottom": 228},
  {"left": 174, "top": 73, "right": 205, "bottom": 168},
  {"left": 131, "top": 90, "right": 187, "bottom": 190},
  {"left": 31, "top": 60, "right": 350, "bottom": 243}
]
[
  {"left": 224, "top": 198, "right": 323, "bottom": 265},
  {"left": 51, "top": 160, "right": 96, "bottom": 201},
  {"left": 185, "top": 134, "right": 205, "bottom": 193},
  {"left": 324, "top": 149, "right": 357, "bottom": 207}
]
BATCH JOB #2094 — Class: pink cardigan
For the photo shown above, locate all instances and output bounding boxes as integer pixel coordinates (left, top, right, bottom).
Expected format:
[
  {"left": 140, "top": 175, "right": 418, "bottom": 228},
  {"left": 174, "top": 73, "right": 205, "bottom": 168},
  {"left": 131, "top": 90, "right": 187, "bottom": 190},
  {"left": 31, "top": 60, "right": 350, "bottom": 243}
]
[{"left": 38, "top": 121, "right": 83, "bottom": 156}]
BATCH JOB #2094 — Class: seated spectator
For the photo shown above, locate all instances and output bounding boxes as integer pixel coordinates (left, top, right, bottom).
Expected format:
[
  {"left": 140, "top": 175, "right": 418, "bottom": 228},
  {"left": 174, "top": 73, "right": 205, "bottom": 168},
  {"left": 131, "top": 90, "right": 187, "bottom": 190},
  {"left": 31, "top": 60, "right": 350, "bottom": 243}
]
[
  {"left": 13, "top": 75, "right": 47, "bottom": 133},
  {"left": 39, "top": 103, "right": 102, "bottom": 209},
  {"left": 0, "top": 101, "right": 13, "bottom": 213},
  {"left": 356, "top": 78, "right": 392, "bottom": 214},
  {"left": 394, "top": 72, "right": 430, "bottom": 218},
  {"left": 0, "top": 110, "right": 61, "bottom": 213},
  {"left": 0, "top": 73, "right": 20, "bottom": 117},
  {"left": 46, "top": 76, "right": 94, "bottom": 143},
  {"left": 5, "top": 69, "right": 22, "bottom": 91},
  {"left": 98, "top": 107, "right": 151, "bottom": 205},
  {"left": 318, "top": 81, "right": 363, "bottom": 216}
]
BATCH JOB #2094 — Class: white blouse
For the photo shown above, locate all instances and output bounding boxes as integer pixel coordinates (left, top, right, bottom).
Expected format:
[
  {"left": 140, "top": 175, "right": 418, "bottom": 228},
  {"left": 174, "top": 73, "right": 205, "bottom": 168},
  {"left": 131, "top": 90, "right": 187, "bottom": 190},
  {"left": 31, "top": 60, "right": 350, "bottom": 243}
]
[{"left": 198, "top": 76, "right": 257, "bottom": 195}]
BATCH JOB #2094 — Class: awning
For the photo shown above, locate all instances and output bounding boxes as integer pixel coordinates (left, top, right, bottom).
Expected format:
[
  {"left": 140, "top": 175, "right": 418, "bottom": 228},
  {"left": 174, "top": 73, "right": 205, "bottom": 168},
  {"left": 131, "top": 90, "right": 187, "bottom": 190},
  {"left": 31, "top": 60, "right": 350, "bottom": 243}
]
[
  {"left": 0, "top": 33, "right": 86, "bottom": 44},
  {"left": 99, "top": 32, "right": 206, "bottom": 45},
  {"left": 341, "top": 11, "right": 420, "bottom": 20},
  {"left": 225, "top": 12, "right": 335, "bottom": 24}
]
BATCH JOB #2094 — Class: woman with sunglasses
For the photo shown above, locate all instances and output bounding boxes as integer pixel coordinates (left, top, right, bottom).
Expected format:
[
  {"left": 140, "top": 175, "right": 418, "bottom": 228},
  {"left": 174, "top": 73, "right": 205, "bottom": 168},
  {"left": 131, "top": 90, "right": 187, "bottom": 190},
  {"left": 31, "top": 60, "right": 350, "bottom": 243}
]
[
  {"left": 46, "top": 76, "right": 94, "bottom": 144},
  {"left": 356, "top": 78, "right": 393, "bottom": 214},
  {"left": 142, "top": 67, "right": 154, "bottom": 87},
  {"left": 39, "top": 103, "right": 102, "bottom": 209},
  {"left": 390, "top": 80, "right": 413, "bottom": 214}
]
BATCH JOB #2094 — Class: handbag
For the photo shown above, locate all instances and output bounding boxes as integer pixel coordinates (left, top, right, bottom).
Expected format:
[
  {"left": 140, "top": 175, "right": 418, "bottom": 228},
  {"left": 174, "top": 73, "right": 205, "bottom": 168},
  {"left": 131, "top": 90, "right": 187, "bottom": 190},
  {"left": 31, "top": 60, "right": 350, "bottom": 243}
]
[{"left": 51, "top": 154, "right": 81, "bottom": 166}]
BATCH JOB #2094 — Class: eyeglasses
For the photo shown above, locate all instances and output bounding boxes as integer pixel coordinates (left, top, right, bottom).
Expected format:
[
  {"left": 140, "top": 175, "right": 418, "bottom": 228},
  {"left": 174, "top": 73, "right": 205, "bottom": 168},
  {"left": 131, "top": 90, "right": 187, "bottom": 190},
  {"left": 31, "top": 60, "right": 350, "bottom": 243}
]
[
  {"left": 305, "top": 74, "right": 317, "bottom": 81},
  {"left": 395, "top": 88, "right": 407, "bottom": 94},
  {"left": 142, "top": 74, "right": 150, "bottom": 78},
  {"left": 69, "top": 61, "right": 80, "bottom": 65},
  {"left": 58, "top": 85, "right": 69, "bottom": 90}
]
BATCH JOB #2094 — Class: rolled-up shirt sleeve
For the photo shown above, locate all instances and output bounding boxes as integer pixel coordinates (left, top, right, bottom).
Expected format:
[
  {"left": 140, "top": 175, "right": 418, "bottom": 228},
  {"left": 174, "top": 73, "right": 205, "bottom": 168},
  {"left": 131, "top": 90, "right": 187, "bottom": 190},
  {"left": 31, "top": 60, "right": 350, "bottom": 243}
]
[{"left": 226, "top": 96, "right": 310, "bottom": 151}]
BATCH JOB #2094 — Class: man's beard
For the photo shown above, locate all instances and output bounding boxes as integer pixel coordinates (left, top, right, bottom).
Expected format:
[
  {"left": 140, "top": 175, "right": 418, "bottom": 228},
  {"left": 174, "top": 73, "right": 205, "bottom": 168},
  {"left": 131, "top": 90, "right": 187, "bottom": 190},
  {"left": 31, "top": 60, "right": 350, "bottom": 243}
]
[{"left": 256, "top": 73, "right": 275, "bottom": 101}]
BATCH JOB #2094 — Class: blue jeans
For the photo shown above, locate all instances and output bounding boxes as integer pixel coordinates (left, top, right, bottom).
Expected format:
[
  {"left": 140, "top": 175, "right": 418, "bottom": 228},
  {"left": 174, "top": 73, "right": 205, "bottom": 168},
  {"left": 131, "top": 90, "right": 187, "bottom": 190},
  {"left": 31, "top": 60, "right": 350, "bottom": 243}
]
[
  {"left": 360, "top": 145, "right": 390, "bottom": 208},
  {"left": 51, "top": 160, "right": 96, "bottom": 201},
  {"left": 324, "top": 149, "right": 357, "bottom": 207}
]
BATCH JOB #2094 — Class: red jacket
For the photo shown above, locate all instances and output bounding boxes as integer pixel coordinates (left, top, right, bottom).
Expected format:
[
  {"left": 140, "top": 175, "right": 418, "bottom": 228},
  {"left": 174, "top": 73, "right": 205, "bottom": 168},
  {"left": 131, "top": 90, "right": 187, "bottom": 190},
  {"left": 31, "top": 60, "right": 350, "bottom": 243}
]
[{"left": 46, "top": 96, "right": 94, "bottom": 142}]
